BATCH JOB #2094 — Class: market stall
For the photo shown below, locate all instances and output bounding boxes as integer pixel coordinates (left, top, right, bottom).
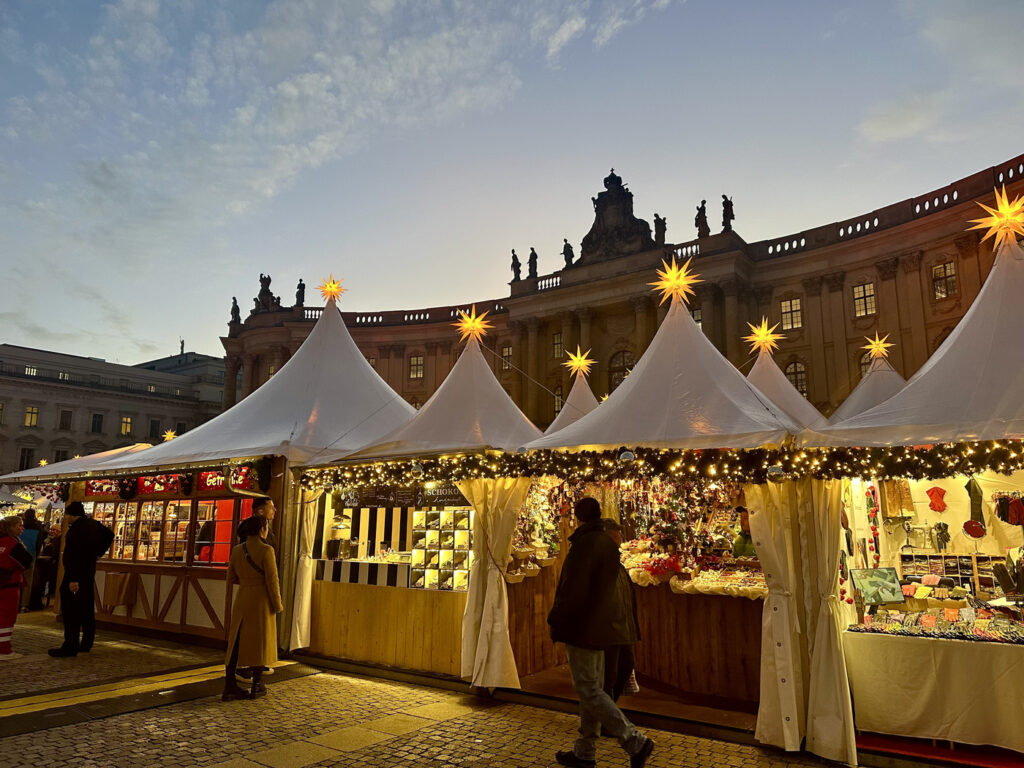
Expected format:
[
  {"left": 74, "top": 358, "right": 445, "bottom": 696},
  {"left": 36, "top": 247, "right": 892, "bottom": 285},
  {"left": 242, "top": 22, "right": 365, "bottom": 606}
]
[
  {"left": 0, "top": 281, "right": 415, "bottom": 644},
  {"left": 743, "top": 318, "right": 826, "bottom": 430},
  {"left": 802, "top": 197, "right": 1024, "bottom": 758},
  {"left": 298, "top": 306, "right": 541, "bottom": 684},
  {"left": 828, "top": 335, "right": 906, "bottom": 424}
]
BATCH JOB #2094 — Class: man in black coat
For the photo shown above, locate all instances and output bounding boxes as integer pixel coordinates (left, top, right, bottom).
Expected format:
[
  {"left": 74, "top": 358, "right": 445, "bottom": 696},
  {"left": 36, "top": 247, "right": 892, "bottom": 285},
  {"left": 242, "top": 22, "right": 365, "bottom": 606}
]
[
  {"left": 49, "top": 502, "right": 114, "bottom": 657},
  {"left": 547, "top": 497, "right": 654, "bottom": 768}
]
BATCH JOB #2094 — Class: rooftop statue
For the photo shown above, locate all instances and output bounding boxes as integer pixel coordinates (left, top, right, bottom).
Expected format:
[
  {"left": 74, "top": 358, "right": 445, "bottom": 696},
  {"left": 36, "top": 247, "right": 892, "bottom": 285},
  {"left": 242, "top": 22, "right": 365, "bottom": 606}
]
[
  {"left": 580, "top": 168, "right": 655, "bottom": 264},
  {"left": 511, "top": 249, "right": 521, "bottom": 282},
  {"left": 230, "top": 297, "right": 241, "bottom": 324},
  {"left": 562, "top": 238, "right": 575, "bottom": 268},
  {"left": 695, "top": 199, "right": 710, "bottom": 238},
  {"left": 528, "top": 247, "right": 539, "bottom": 279},
  {"left": 653, "top": 213, "right": 667, "bottom": 246},
  {"left": 722, "top": 194, "right": 735, "bottom": 233}
]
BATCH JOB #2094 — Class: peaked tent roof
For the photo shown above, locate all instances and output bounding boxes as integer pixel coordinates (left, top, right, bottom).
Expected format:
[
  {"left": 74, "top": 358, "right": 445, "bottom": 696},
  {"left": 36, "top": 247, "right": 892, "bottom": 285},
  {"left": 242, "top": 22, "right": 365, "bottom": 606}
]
[
  {"left": 828, "top": 355, "right": 906, "bottom": 425},
  {"left": 98, "top": 301, "right": 415, "bottom": 471},
  {"left": 746, "top": 349, "right": 827, "bottom": 429},
  {"left": 803, "top": 237, "right": 1024, "bottom": 446},
  {"left": 341, "top": 338, "right": 542, "bottom": 460},
  {"left": 526, "top": 297, "right": 796, "bottom": 452},
  {"left": 544, "top": 372, "right": 600, "bottom": 435},
  {"left": 0, "top": 444, "right": 154, "bottom": 484}
]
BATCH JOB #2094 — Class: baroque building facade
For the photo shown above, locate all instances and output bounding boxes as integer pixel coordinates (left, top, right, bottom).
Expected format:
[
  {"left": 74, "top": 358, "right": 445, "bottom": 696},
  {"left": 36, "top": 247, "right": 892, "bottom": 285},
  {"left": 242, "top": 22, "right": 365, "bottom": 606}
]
[{"left": 222, "top": 154, "right": 1024, "bottom": 429}]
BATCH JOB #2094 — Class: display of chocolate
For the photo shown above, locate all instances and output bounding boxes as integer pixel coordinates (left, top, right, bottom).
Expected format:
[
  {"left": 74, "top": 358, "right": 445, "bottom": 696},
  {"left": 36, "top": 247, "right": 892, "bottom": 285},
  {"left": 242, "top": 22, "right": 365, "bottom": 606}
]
[
  {"left": 849, "top": 604, "right": 1024, "bottom": 644},
  {"left": 412, "top": 507, "right": 473, "bottom": 591}
]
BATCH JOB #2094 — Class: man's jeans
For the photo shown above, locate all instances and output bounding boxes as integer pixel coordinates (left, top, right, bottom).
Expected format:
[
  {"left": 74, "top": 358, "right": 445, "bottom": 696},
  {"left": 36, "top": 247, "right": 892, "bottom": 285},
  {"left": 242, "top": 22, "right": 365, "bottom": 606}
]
[{"left": 566, "top": 644, "right": 646, "bottom": 760}]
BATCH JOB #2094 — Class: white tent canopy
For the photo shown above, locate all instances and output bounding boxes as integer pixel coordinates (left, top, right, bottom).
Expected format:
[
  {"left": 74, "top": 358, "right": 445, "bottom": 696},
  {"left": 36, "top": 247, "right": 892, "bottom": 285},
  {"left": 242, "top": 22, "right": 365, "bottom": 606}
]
[
  {"left": 544, "top": 372, "right": 599, "bottom": 435},
  {"left": 341, "top": 337, "right": 541, "bottom": 460},
  {"left": 97, "top": 300, "right": 415, "bottom": 472},
  {"left": 804, "top": 237, "right": 1024, "bottom": 446},
  {"left": 0, "top": 443, "right": 154, "bottom": 484},
  {"left": 525, "top": 297, "right": 796, "bottom": 451},
  {"left": 828, "top": 355, "right": 906, "bottom": 425},
  {"left": 746, "top": 349, "right": 827, "bottom": 430}
]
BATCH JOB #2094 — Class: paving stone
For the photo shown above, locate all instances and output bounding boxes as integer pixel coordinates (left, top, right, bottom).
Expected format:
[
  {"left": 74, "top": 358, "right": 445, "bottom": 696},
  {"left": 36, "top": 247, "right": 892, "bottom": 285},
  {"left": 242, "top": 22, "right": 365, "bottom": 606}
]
[
  {"left": 402, "top": 697, "right": 490, "bottom": 720},
  {"left": 362, "top": 712, "right": 435, "bottom": 735},
  {"left": 307, "top": 725, "right": 395, "bottom": 751},
  {"left": 208, "top": 760, "right": 265, "bottom": 768},
  {"left": 249, "top": 741, "right": 340, "bottom": 768}
]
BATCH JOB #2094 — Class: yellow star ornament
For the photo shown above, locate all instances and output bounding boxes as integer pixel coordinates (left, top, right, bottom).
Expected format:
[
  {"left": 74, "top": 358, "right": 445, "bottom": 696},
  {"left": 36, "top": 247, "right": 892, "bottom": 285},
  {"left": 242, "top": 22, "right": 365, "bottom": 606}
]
[
  {"left": 318, "top": 274, "right": 346, "bottom": 303},
  {"left": 163, "top": 430, "right": 177, "bottom": 442},
  {"left": 743, "top": 318, "right": 784, "bottom": 355},
  {"left": 564, "top": 346, "right": 595, "bottom": 377},
  {"left": 39, "top": 459, "right": 48, "bottom": 466},
  {"left": 969, "top": 186, "right": 1024, "bottom": 251},
  {"left": 862, "top": 333, "right": 894, "bottom": 359},
  {"left": 649, "top": 256, "right": 702, "bottom": 305},
  {"left": 453, "top": 305, "right": 492, "bottom": 343}
]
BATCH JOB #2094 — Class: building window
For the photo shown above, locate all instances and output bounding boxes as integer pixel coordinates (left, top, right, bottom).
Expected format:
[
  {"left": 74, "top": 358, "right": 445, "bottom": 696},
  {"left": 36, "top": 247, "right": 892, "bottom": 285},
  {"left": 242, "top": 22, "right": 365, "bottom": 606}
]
[
  {"left": 609, "top": 350, "right": 635, "bottom": 392},
  {"left": 54, "top": 449, "right": 70, "bottom": 464},
  {"left": 859, "top": 352, "right": 873, "bottom": 379},
  {"left": 175, "top": 421, "right": 187, "bottom": 435},
  {"left": 58, "top": 409, "right": 73, "bottom": 431},
  {"left": 409, "top": 355, "right": 424, "bottom": 380},
  {"left": 690, "top": 308, "right": 702, "bottom": 329},
  {"left": 147, "top": 384, "right": 156, "bottom": 393},
  {"left": 91, "top": 413, "right": 104, "bottom": 434},
  {"left": 852, "top": 282, "right": 877, "bottom": 317},
  {"left": 780, "top": 298, "right": 802, "bottom": 330},
  {"left": 367, "top": 356, "right": 376, "bottom": 368},
  {"left": 24, "top": 406, "right": 39, "bottom": 427},
  {"left": 932, "top": 261, "right": 957, "bottom": 300},
  {"left": 174, "top": 388, "right": 182, "bottom": 396},
  {"left": 24, "top": 366, "right": 37, "bottom": 377},
  {"left": 501, "top": 345, "right": 513, "bottom": 370},
  {"left": 149, "top": 419, "right": 161, "bottom": 439},
  {"left": 554, "top": 385, "right": 564, "bottom": 416},
  {"left": 18, "top": 447, "right": 35, "bottom": 471},
  {"left": 784, "top": 361, "right": 808, "bottom": 397},
  {"left": 552, "top": 333, "right": 564, "bottom": 359},
  {"left": 58, "top": 371, "right": 70, "bottom": 381},
  {"left": 120, "top": 416, "right": 133, "bottom": 436},
  {"left": 268, "top": 365, "right": 276, "bottom": 377}
]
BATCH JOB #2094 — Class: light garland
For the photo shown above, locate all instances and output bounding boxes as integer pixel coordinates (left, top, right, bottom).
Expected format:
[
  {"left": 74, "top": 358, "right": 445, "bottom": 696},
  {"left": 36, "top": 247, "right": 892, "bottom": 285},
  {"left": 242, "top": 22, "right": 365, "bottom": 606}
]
[{"left": 299, "top": 440, "right": 1024, "bottom": 489}]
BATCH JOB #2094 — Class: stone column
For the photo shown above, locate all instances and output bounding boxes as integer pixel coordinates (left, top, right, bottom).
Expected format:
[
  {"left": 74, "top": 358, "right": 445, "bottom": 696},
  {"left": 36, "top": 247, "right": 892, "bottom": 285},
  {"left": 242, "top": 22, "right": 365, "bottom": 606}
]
[
  {"left": 526, "top": 318, "right": 540, "bottom": 421},
  {"left": 718, "top": 279, "right": 743, "bottom": 365},
  {"left": 631, "top": 296, "right": 652, "bottom": 356},
  {"left": 240, "top": 353, "right": 256, "bottom": 398},
  {"left": 824, "top": 271, "right": 851, "bottom": 401},
  {"left": 391, "top": 344, "right": 406, "bottom": 393},
  {"left": 576, "top": 308, "right": 592, "bottom": 351},
  {"left": 873, "top": 257, "right": 901, "bottom": 369},
  {"left": 801, "top": 276, "right": 827, "bottom": 402},
  {"left": 271, "top": 346, "right": 287, "bottom": 378},
  {"left": 954, "top": 233, "right": 982, "bottom": 304},
  {"left": 425, "top": 342, "right": 439, "bottom": 391},
  {"left": 897, "top": 251, "right": 927, "bottom": 374},
  {"left": 223, "top": 357, "right": 239, "bottom": 409},
  {"left": 507, "top": 322, "right": 525, "bottom": 408},
  {"left": 753, "top": 285, "right": 774, "bottom": 320},
  {"left": 694, "top": 284, "right": 718, "bottom": 347},
  {"left": 559, "top": 311, "right": 574, "bottom": 394},
  {"left": 437, "top": 341, "right": 453, "bottom": 389}
]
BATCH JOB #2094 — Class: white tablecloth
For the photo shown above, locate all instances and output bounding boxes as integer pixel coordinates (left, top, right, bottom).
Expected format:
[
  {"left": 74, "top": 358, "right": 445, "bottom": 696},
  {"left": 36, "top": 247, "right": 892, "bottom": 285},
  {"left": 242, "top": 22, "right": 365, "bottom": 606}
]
[{"left": 843, "top": 632, "right": 1024, "bottom": 754}]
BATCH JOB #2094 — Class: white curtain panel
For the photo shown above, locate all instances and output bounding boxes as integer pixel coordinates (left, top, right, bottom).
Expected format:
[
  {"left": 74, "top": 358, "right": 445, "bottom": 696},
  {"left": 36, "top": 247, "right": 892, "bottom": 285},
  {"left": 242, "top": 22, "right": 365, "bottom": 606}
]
[
  {"left": 288, "top": 488, "right": 323, "bottom": 651},
  {"left": 458, "top": 477, "right": 532, "bottom": 689},
  {"left": 805, "top": 479, "right": 858, "bottom": 766},
  {"left": 744, "top": 480, "right": 806, "bottom": 752}
]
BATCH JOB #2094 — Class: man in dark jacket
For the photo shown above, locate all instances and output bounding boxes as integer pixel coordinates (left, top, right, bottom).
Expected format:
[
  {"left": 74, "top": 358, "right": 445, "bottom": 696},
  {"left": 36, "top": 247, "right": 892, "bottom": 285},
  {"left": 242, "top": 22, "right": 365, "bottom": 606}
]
[
  {"left": 49, "top": 502, "right": 114, "bottom": 657},
  {"left": 548, "top": 497, "right": 654, "bottom": 768}
]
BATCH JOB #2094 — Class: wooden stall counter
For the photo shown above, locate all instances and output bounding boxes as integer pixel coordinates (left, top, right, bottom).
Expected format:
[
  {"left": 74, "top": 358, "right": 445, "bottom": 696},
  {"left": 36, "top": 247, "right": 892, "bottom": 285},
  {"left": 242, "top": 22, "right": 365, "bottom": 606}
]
[{"left": 309, "top": 580, "right": 466, "bottom": 678}]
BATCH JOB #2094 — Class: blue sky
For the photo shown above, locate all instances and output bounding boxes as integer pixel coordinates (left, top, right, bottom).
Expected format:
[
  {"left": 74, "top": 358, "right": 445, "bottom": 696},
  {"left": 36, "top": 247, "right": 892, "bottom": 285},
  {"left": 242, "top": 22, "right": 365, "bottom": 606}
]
[{"left": 2, "top": 0, "right": 1022, "bottom": 362}]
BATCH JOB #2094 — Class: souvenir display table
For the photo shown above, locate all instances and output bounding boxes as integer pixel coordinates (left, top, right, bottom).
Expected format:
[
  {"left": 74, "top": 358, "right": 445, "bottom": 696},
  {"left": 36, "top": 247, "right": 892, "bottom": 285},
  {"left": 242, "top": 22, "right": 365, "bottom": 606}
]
[{"left": 843, "top": 631, "right": 1024, "bottom": 754}]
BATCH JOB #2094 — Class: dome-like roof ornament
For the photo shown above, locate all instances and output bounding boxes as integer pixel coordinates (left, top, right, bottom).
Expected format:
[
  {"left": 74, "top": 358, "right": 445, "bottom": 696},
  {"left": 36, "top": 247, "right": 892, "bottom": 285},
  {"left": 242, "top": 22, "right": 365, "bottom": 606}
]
[{"left": 603, "top": 167, "right": 623, "bottom": 190}]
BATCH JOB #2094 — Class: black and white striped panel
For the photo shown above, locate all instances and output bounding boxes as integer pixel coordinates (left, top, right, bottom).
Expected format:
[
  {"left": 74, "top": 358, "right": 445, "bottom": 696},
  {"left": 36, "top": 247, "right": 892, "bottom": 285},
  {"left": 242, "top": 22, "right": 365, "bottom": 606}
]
[
  {"left": 313, "top": 559, "right": 410, "bottom": 588},
  {"left": 349, "top": 507, "right": 412, "bottom": 556}
]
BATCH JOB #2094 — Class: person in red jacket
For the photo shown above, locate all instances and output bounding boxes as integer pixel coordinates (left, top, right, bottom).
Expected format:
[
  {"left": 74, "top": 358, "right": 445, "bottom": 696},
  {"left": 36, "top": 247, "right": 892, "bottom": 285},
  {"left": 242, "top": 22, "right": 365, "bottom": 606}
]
[{"left": 0, "top": 515, "right": 32, "bottom": 659}]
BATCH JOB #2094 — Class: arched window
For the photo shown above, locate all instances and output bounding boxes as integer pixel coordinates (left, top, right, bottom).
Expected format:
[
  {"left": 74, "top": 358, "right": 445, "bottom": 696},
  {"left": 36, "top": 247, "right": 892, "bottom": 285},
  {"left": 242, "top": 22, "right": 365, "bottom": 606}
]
[
  {"left": 859, "top": 352, "right": 873, "bottom": 379},
  {"left": 553, "top": 385, "right": 563, "bottom": 416},
  {"left": 609, "top": 350, "right": 635, "bottom": 392},
  {"left": 784, "top": 361, "right": 808, "bottom": 397}
]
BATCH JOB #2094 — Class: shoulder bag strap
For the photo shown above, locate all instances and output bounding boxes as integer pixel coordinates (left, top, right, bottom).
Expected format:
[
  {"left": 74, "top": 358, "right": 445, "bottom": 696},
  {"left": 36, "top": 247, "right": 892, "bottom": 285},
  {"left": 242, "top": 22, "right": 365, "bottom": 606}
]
[{"left": 242, "top": 541, "right": 265, "bottom": 576}]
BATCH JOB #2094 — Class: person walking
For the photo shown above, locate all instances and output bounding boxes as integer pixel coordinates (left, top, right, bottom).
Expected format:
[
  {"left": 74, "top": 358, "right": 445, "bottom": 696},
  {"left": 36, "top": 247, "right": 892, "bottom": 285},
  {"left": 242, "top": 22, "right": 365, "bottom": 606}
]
[
  {"left": 548, "top": 497, "right": 654, "bottom": 768},
  {"left": 19, "top": 508, "right": 45, "bottom": 611},
  {"left": 32, "top": 525, "right": 62, "bottom": 609},
  {"left": 0, "top": 515, "right": 32, "bottom": 659},
  {"left": 222, "top": 515, "right": 282, "bottom": 701},
  {"left": 48, "top": 502, "right": 114, "bottom": 657}
]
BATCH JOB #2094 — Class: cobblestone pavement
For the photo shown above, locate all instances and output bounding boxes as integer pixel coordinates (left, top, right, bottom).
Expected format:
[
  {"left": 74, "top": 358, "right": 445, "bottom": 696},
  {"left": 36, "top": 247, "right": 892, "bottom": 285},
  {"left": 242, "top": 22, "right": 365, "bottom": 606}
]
[
  {"left": 0, "top": 665, "right": 827, "bottom": 768},
  {"left": 1, "top": 611, "right": 221, "bottom": 698}
]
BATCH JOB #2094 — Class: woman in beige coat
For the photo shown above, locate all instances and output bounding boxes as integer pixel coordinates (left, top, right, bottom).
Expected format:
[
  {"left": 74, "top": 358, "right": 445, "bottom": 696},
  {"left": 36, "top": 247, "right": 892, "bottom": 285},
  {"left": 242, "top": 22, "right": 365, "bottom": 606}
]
[{"left": 223, "top": 515, "right": 283, "bottom": 700}]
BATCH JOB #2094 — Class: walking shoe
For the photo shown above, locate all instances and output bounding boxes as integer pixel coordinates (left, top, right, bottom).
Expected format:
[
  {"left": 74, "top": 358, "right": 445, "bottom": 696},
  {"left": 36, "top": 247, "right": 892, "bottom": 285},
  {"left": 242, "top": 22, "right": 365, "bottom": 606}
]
[
  {"left": 249, "top": 681, "right": 267, "bottom": 699},
  {"left": 629, "top": 737, "right": 655, "bottom": 768},
  {"left": 47, "top": 647, "right": 77, "bottom": 657},
  {"left": 0, "top": 652, "right": 23, "bottom": 660},
  {"left": 555, "top": 750, "right": 596, "bottom": 767},
  {"left": 235, "top": 668, "right": 253, "bottom": 682},
  {"left": 221, "top": 685, "right": 249, "bottom": 702}
]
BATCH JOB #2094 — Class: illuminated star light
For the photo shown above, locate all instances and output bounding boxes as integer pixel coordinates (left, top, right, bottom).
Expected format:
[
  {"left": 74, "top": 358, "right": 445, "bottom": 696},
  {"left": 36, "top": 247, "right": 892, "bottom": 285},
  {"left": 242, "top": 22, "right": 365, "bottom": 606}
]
[
  {"left": 743, "top": 318, "right": 784, "bottom": 355},
  {"left": 163, "top": 430, "right": 177, "bottom": 442},
  {"left": 39, "top": 459, "right": 48, "bottom": 466},
  {"left": 969, "top": 185, "right": 1024, "bottom": 251},
  {"left": 862, "top": 333, "right": 894, "bottom": 359},
  {"left": 453, "top": 305, "right": 493, "bottom": 343},
  {"left": 564, "top": 346, "right": 595, "bottom": 377},
  {"left": 649, "top": 256, "right": 702, "bottom": 305},
  {"left": 317, "top": 274, "right": 346, "bottom": 303}
]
